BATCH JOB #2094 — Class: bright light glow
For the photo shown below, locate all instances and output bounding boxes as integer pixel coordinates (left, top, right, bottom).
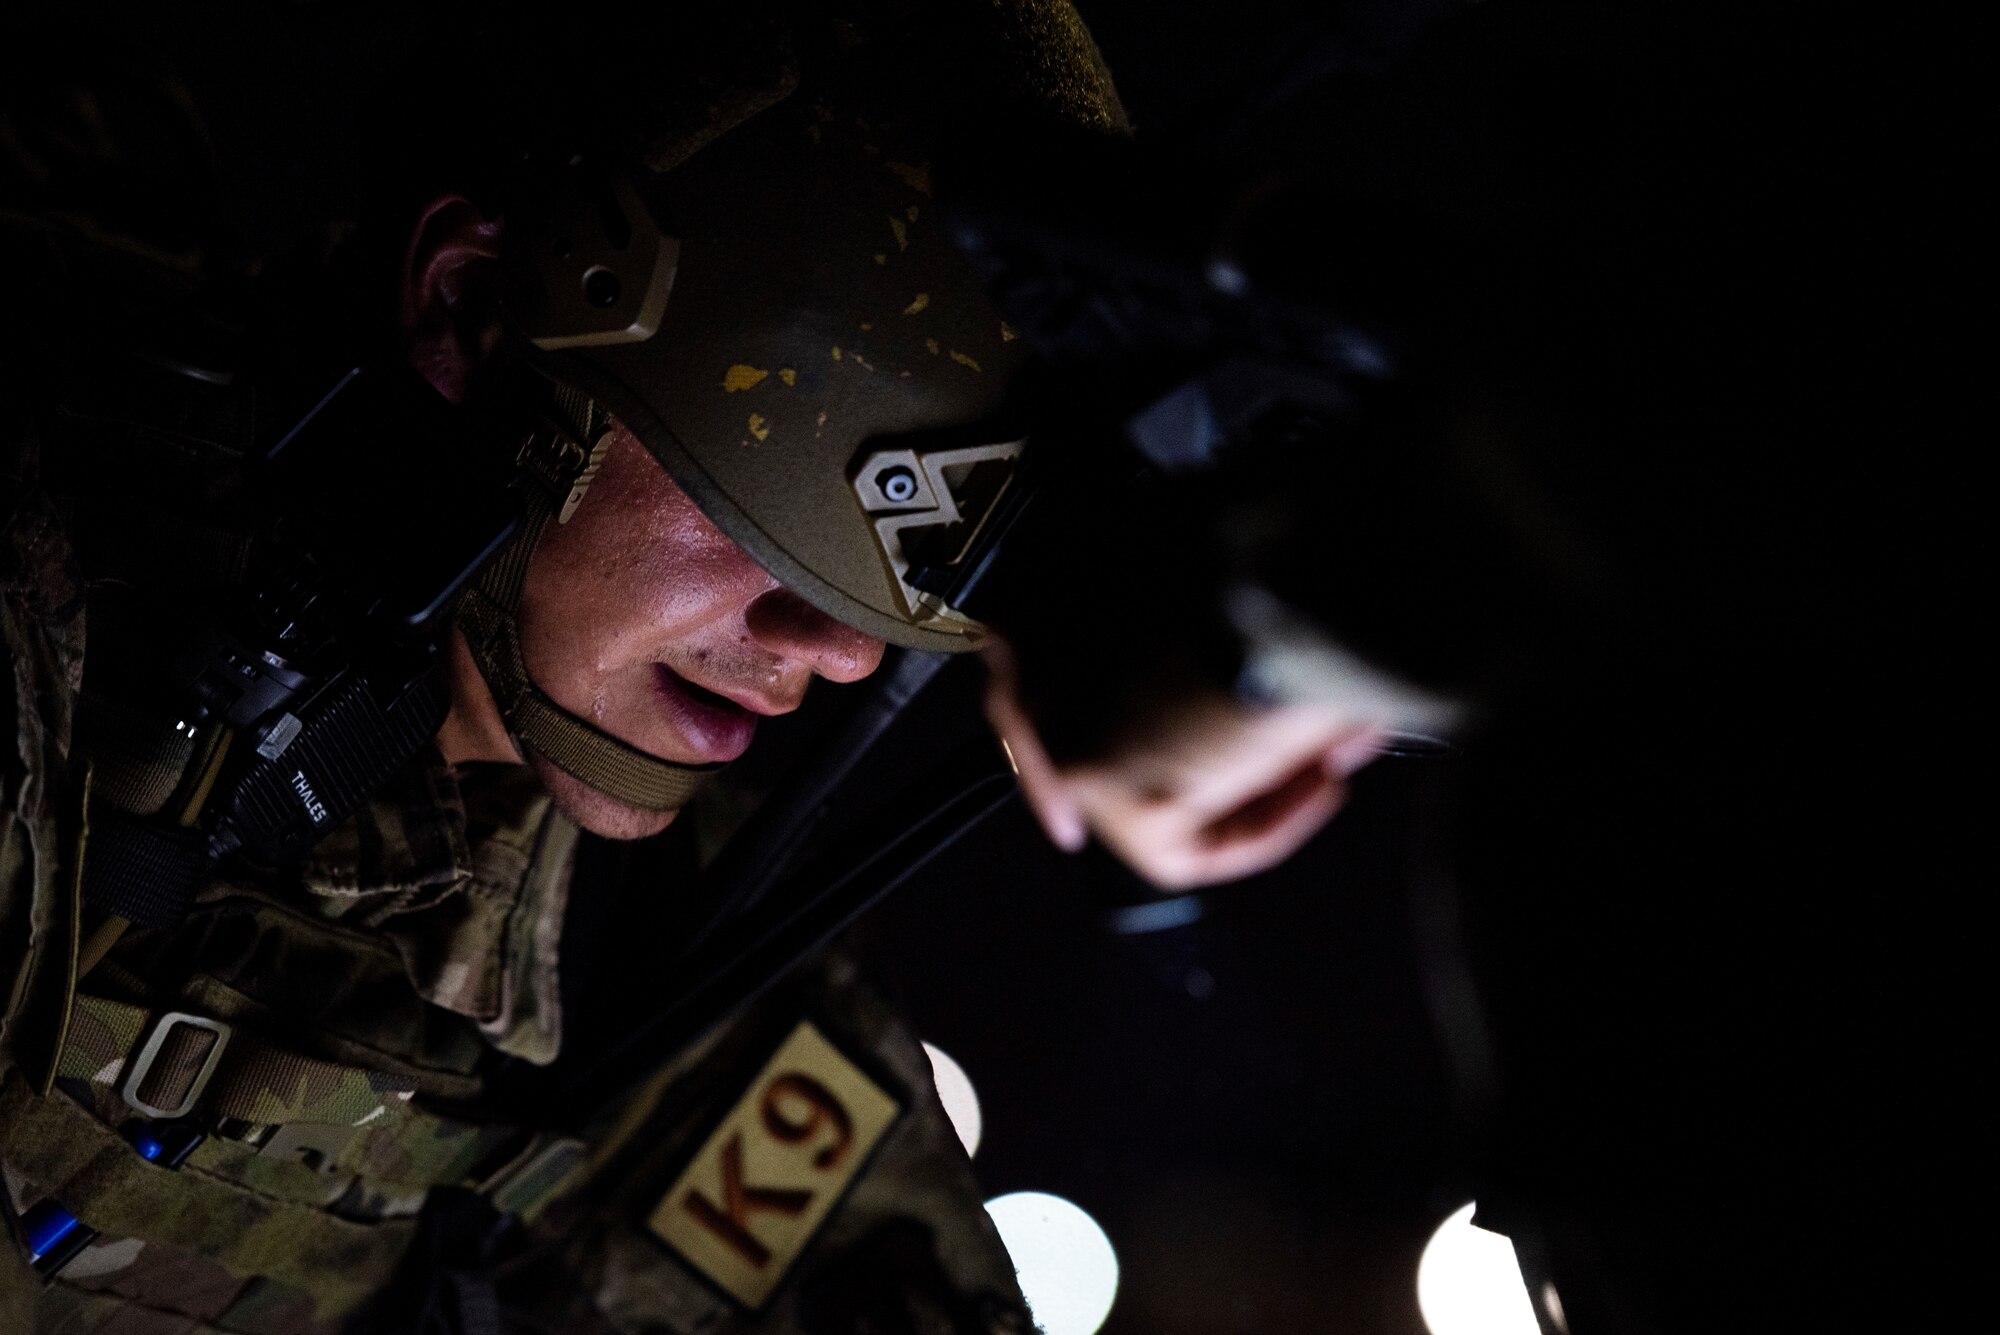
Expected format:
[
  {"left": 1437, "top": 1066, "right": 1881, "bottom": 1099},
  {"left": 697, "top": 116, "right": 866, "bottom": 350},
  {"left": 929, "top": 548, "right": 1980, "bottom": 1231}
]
[
  {"left": 1416, "top": 1203, "right": 1542, "bottom": 1335},
  {"left": 921, "top": 1041, "right": 983, "bottom": 1157},
  {"left": 985, "top": 1191, "right": 1119, "bottom": 1335}
]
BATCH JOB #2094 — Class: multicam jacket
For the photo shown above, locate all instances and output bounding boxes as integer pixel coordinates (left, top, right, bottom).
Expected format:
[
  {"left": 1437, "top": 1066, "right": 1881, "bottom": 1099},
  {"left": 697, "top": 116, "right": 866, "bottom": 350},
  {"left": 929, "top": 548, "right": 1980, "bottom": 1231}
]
[{"left": 0, "top": 384, "right": 1028, "bottom": 1333}]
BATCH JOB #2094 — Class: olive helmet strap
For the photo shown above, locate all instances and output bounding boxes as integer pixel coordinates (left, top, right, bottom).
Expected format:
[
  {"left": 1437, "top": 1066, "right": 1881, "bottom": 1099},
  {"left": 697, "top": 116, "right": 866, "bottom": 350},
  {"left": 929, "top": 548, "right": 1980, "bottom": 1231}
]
[{"left": 455, "top": 379, "right": 721, "bottom": 811}]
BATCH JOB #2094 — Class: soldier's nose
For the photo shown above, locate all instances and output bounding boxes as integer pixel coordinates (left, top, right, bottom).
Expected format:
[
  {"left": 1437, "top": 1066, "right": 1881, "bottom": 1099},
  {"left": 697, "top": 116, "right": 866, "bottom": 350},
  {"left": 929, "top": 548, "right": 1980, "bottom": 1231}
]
[{"left": 744, "top": 588, "right": 885, "bottom": 684}]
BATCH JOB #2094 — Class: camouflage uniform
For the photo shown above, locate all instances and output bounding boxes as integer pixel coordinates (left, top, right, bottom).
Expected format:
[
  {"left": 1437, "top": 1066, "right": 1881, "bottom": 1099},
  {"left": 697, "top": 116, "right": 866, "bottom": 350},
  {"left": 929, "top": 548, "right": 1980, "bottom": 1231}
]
[{"left": 0, "top": 417, "right": 1030, "bottom": 1332}]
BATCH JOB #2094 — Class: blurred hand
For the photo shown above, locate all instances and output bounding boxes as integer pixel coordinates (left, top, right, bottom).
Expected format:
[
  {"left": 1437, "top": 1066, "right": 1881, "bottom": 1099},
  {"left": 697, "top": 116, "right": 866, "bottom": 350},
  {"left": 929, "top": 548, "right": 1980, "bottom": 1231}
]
[{"left": 983, "top": 645, "right": 1387, "bottom": 890}]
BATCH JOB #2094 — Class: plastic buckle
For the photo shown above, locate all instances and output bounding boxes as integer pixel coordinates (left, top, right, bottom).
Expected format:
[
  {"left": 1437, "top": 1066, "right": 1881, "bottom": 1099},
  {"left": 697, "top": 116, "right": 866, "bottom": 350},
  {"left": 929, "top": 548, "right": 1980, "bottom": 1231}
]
[{"left": 120, "top": 1012, "right": 232, "bottom": 1120}]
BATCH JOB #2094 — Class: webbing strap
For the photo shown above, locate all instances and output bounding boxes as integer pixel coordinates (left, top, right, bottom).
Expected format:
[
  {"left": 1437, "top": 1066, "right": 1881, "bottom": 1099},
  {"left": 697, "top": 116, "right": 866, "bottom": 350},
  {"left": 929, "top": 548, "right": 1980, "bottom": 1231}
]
[
  {"left": 58, "top": 995, "right": 417, "bottom": 1127},
  {"left": 77, "top": 807, "right": 207, "bottom": 929},
  {"left": 51, "top": 991, "right": 522, "bottom": 1192},
  {"left": 454, "top": 381, "right": 719, "bottom": 813},
  {"left": 50, "top": 998, "right": 594, "bottom": 1222},
  {"left": 455, "top": 589, "right": 719, "bottom": 811}
]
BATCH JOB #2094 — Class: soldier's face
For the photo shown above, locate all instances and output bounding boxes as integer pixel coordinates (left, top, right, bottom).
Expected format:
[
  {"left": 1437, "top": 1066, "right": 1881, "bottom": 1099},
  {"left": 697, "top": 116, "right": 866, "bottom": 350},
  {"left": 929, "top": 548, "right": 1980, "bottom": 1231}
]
[
  {"left": 403, "top": 194, "right": 885, "bottom": 836},
  {"left": 503, "top": 422, "right": 886, "bottom": 837}
]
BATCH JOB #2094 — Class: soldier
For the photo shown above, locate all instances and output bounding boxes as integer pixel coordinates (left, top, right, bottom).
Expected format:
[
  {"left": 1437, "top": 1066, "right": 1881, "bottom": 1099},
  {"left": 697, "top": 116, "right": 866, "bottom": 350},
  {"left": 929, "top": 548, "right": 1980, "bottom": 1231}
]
[{"left": 0, "top": 3, "right": 1195, "bottom": 1330}]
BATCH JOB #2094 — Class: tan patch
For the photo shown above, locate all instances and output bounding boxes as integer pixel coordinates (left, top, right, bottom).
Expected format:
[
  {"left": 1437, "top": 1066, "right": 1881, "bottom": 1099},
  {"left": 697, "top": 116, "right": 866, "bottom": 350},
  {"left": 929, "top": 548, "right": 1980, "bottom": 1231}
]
[
  {"left": 888, "top": 217, "right": 908, "bottom": 251},
  {"left": 723, "top": 365, "right": 769, "bottom": 393},
  {"left": 649, "top": 1023, "right": 900, "bottom": 1310},
  {"left": 748, "top": 414, "right": 770, "bottom": 442},
  {"left": 778, "top": 368, "right": 797, "bottom": 386},
  {"left": 1001, "top": 322, "right": 1018, "bottom": 342},
  {"left": 902, "top": 293, "right": 930, "bottom": 316},
  {"left": 830, "top": 346, "right": 842, "bottom": 361},
  {"left": 906, "top": 206, "right": 920, "bottom": 222},
  {"left": 950, "top": 351, "right": 982, "bottom": 372},
  {"left": 874, "top": 253, "right": 887, "bottom": 266},
  {"left": 859, "top": 322, "right": 874, "bottom": 332},
  {"left": 925, "top": 338, "right": 940, "bottom": 355}
]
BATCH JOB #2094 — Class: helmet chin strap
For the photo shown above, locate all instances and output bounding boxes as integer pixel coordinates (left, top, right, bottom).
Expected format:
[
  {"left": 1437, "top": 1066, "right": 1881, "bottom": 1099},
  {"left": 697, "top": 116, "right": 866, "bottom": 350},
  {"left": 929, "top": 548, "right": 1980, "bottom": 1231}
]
[{"left": 456, "top": 380, "right": 721, "bottom": 813}]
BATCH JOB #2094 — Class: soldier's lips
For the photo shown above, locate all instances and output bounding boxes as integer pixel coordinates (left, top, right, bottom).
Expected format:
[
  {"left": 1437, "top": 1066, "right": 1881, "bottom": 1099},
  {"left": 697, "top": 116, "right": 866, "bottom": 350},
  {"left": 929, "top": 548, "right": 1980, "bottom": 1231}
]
[{"left": 652, "top": 664, "right": 758, "bottom": 763}]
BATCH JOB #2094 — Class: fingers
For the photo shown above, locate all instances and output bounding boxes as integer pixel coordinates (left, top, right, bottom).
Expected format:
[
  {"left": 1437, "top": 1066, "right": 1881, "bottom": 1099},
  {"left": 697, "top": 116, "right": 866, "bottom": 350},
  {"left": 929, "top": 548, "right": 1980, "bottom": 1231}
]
[
  {"left": 983, "top": 642, "right": 1389, "bottom": 884},
  {"left": 1093, "top": 758, "right": 1350, "bottom": 891},
  {"left": 1200, "top": 754, "right": 1347, "bottom": 849},
  {"left": 1191, "top": 760, "right": 1351, "bottom": 885}
]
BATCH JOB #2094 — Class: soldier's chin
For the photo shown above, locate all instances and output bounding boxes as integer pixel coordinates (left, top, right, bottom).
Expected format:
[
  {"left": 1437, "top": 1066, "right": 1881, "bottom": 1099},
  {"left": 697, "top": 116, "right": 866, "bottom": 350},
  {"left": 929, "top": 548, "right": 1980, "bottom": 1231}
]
[{"left": 529, "top": 755, "right": 680, "bottom": 840}]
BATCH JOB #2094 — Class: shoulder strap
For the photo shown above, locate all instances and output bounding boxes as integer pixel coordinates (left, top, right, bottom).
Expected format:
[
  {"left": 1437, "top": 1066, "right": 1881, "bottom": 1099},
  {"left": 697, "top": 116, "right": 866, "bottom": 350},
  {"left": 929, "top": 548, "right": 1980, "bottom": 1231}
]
[
  {"left": 58, "top": 994, "right": 418, "bottom": 1126},
  {"left": 454, "top": 378, "right": 719, "bottom": 812}
]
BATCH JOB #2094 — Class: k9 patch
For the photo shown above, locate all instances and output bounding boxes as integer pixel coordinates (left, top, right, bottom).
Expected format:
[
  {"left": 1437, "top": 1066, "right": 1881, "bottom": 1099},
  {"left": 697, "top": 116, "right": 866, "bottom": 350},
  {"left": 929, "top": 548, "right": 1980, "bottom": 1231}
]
[{"left": 648, "top": 1021, "right": 902, "bottom": 1309}]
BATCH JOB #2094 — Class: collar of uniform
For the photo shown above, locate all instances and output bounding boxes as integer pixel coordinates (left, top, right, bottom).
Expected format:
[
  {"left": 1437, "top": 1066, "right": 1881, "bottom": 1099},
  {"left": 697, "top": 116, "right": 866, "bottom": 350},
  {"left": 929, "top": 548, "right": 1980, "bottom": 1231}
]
[
  {"left": 301, "top": 747, "right": 474, "bottom": 898},
  {"left": 299, "top": 753, "right": 575, "bottom": 1065}
]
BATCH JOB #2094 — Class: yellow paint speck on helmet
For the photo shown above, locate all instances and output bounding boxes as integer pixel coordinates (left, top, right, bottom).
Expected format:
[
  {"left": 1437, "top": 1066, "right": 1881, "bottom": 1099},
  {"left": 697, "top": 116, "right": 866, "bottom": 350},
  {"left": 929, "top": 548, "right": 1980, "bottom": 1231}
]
[
  {"left": 547, "top": 0, "right": 1130, "bottom": 653},
  {"left": 723, "top": 364, "right": 770, "bottom": 392},
  {"left": 778, "top": 368, "right": 797, "bottom": 386},
  {"left": 748, "top": 413, "right": 771, "bottom": 441},
  {"left": 903, "top": 293, "right": 929, "bottom": 315}
]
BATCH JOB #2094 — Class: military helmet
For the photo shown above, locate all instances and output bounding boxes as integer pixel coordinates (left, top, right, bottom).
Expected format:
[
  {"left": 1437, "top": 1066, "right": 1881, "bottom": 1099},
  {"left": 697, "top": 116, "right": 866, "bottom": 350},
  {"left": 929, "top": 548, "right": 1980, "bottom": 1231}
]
[{"left": 499, "top": 0, "right": 1126, "bottom": 651}]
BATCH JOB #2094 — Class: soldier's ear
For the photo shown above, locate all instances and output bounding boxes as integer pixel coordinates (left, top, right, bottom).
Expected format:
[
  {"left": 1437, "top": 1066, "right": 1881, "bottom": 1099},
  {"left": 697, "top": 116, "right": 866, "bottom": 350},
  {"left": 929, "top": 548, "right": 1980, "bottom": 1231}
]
[{"left": 398, "top": 194, "right": 505, "bottom": 404}]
